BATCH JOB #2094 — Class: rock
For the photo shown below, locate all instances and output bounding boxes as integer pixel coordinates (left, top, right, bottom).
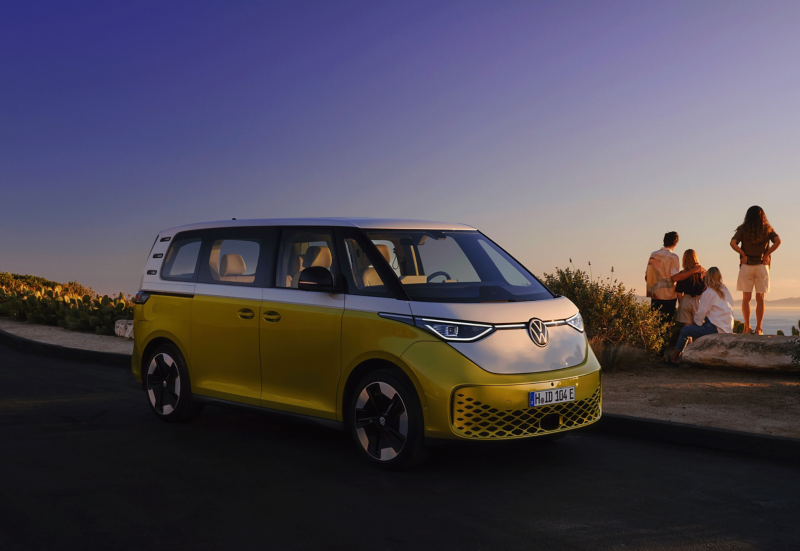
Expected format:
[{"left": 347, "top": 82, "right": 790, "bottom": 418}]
[
  {"left": 115, "top": 319, "right": 134, "bottom": 340},
  {"left": 682, "top": 333, "right": 800, "bottom": 371}
]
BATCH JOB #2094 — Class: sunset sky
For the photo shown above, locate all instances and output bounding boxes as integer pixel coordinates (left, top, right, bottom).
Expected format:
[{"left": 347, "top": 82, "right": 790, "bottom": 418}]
[{"left": 2, "top": 1, "right": 799, "bottom": 299}]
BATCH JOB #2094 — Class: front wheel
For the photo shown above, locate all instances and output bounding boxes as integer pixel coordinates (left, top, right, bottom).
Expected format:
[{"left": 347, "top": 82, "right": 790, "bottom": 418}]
[
  {"left": 348, "top": 369, "right": 429, "bottom": 469},
  {"left": 145, "top": 344, "right": 203, "bottom": 422}
]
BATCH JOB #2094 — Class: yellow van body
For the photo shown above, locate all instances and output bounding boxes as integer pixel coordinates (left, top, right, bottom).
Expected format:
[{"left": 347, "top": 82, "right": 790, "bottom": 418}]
[{"left": 132, "top": 218, "right": 601, "bottom": 446}]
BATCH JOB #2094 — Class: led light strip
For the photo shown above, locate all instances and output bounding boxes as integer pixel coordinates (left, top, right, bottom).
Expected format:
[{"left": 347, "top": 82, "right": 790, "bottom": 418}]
[
  {"left": 418, "top": 317, "right": 495, "bottom": 342},
  {"left": 378, "top": 313, "right": 583, "bottom": 338}
]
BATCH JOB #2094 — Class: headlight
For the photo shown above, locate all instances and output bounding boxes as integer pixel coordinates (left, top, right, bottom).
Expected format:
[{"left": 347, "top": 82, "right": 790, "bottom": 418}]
[
  {"left": 414, "top": 318, "right": 494, "bottom": 342},
  {"left": 565, "top": 312, "right": 584, "bottom": 332}
]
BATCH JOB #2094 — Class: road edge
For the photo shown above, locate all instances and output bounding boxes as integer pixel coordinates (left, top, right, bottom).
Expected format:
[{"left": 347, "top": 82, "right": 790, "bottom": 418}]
[
  {"left": 0, "top": 327, "right": 131, "bottom": 368},
  {"left": 1, "top": 327, "right": 798, "bottom": 462},
  {"left": 595, "top": 413, "right": 800, "bottom": 463}
]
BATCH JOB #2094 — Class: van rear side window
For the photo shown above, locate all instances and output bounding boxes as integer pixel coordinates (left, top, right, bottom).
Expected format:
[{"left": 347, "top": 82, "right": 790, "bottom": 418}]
[
  {"left": 205, "top": 239, "right": 261, "bottom": 284},
  {"left": 162, "top": 238, "right": 202, "bottom": 281}
]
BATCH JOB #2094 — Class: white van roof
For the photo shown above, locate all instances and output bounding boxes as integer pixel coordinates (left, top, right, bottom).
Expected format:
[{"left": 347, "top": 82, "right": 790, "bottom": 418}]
[{"left": 158, "top": 218, "right": 476, "bottom": 236}]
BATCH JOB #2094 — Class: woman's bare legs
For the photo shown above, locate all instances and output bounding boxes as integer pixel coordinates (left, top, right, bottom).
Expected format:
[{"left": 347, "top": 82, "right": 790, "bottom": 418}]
[
  {"left": 742, "top": 291, "right": 752, "bottom": 333},
  {"left": 755, "top": 293, "right": 766, "bottom": 334}
]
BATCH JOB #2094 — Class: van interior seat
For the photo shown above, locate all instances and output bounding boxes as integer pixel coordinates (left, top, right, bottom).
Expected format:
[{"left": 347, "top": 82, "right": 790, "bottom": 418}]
[
  {"left": 360, "top": 244, "right": 393, "bottom": 287},
  {"left": 219, "top": 254, "right": 254, "bottom": 283},
  {"left": 286, "top": 255, "right": 304, "bottom": 287},
  {"left": 305, "top": 246, "right": 332, "bottom": 269},
  {"left": 289, "top": 246, "right": 332, "bottom": 288}
]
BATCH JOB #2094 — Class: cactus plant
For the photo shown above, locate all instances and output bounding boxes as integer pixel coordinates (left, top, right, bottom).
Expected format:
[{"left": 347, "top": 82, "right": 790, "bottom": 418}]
[{"left": 0, "top": 272, "right": 132, "bottom": 336}]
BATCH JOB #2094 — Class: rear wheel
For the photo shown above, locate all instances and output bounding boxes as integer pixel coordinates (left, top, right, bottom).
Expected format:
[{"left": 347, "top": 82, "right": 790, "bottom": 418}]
[
  {"left": 348, "top": 369, "right": 428, "bottom": 469},
  {"left": 145, "top": 344, "right": 203, "bottom": 422}
]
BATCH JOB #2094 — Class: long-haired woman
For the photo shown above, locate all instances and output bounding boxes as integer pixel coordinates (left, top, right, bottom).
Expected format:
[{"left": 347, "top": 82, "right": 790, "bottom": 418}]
[
  {"left": 730, "top": 206, "right": 780, "bottom": 334},
  {"left": 674, "top": 249, "right": 706, "bottom": 327},
  {"left": 668, "top": 267, "right": 734, "bottom": 364}
]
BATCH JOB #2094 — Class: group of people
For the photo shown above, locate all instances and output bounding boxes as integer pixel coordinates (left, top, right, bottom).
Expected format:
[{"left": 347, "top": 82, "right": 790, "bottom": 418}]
[{"left": 646, "top": 205, "right": 781, "bottom": 365}]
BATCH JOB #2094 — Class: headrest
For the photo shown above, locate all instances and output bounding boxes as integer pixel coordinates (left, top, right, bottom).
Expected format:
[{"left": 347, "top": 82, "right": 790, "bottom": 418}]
[
  {"left": 305, "top": 246, "right": 332, "bottom": 269},
  {"left": 375, "top": 244, "right": 392, "bottom": 264},
  {"left": 220, "top": 254, "right": 246, "bottom": 276}
]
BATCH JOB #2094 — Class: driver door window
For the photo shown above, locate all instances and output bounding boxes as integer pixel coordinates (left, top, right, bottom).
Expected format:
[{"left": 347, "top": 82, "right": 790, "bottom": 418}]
[
  {"left": 276, "top": 230, "right": 337, "bottom": 289},
  {"left": 340, "top": 238, "right": 392, "bottom": 297}
]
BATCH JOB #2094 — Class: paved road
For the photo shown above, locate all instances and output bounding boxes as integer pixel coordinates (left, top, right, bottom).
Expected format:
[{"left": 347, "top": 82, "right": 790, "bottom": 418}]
[{"left": 1, "top": 344, "right": 798, "bottom": 551}]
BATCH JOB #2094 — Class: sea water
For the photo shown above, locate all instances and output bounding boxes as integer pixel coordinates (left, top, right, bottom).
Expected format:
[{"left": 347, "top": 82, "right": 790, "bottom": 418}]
[{"left": 733, "top": 307, "right": 800, "bottom": 335}]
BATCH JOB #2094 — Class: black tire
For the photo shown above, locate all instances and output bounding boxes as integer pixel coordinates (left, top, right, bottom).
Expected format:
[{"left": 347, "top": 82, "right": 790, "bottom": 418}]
[
  {"left": 144, "top": 344, "right": 204, "bottom": 423},
  {"left": 348, "top": 369, "right": 429, "bottom": 470}
]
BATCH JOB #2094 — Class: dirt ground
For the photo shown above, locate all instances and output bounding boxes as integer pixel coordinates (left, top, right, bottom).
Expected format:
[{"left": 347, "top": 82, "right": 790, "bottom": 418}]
[
  {"left": 0, "top": 318, "right": 133, "bottom": 354},
  {"left": 603, "top": 352, "right": 800, "bottom": 439}
]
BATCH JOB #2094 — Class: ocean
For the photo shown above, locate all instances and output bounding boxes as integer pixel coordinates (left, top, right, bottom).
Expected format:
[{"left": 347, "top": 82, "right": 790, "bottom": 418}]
[{"left": 733, "top": 307, "right": 800, "bottom": 335}]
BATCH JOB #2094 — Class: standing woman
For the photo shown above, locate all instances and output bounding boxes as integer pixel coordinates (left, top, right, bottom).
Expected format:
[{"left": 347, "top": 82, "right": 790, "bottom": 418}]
[{"left": 730, "top": 206, "right": 781, "bottom": 334}]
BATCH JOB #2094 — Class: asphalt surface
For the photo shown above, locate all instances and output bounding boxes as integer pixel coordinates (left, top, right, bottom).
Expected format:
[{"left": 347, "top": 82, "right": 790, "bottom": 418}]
[{"left": 1, "top": 343, "right": 799, "bottom": 551}]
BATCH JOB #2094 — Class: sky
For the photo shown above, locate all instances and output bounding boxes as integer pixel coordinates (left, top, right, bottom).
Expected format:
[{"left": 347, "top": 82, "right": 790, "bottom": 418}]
[{"left": 2, "top": 1, "right": 799, "bottom": 299}]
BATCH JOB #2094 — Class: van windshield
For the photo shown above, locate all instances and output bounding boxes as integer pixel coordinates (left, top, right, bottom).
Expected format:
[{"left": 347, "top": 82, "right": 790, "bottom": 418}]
[{"left": 363, "top": 230, "right": 552, "bottom": 303}]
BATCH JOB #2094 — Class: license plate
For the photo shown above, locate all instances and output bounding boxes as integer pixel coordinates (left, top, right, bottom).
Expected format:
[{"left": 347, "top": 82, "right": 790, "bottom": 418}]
[{"left": 530, "top": 386, "right": 575, "bottom": 407}]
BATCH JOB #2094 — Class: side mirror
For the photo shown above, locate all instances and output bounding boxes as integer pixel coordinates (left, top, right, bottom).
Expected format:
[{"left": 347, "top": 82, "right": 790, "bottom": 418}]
[{"left": 298, "top": 266, "right": 337, "bottom": 292}]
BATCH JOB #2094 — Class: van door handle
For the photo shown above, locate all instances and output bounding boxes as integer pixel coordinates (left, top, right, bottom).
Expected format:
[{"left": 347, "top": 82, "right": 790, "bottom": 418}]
[
  {"left": 238, "top": 308, "right": 255, "bottom": 320},
  {"left": 262, "top": 311, "right": 281, "bottom": 323}
]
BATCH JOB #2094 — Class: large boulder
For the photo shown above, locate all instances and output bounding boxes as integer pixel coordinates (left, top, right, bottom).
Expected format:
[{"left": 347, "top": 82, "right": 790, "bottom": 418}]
[{"left": 682, "top": 333, "right": 800, "bottom": 371}]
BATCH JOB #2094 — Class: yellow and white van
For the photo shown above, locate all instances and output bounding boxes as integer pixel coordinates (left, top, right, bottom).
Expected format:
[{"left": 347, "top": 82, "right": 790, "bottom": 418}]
[{"left": 132, "top": 219, "right": 601, "bottom": 468}]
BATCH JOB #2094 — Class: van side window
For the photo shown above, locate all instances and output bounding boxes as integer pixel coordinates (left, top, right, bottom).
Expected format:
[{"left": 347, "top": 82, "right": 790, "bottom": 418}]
[
  {"left": 162, "top": 237, "right": 202, "bottom": 281},
  {"left": 341, "top": 238, "right": 391, "bottom": 297},
  {"left": 276, "top": 230, "right": 336, "bottom": 289},
  {"left": 198, "top": 230, "right": 266, "bottom": 287}
]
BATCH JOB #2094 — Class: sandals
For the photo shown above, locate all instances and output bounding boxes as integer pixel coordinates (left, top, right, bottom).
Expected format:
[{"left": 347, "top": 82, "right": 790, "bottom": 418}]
[
  {"left": 755, "top": 328, "right": 764, "bottom": 335},
  {"left": 662, "top": 357, "right": 680, "bottom": 367}
]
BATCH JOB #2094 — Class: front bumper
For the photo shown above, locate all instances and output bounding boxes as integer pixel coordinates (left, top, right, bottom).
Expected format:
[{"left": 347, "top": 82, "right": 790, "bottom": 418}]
[
  {"left": 452, "top": 373, "right": 601, "bottom": 439},
  {"left": 399, "top": 339, "right": 602, "bottom": 440}
]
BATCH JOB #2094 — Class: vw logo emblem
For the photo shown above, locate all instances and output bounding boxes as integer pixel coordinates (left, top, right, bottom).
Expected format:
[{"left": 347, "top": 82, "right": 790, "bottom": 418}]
[{"left": 528, "top": 318, "right": 549, "bottom": 347}]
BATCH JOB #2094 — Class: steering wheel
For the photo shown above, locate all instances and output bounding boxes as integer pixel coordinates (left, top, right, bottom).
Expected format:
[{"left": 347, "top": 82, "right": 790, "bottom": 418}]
[{"left": 426, "top": 271, "right": 451, "bottom": 283}]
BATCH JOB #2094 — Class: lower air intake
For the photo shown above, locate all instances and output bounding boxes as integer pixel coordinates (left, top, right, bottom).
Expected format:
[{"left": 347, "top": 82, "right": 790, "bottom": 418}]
[{"left": 452, "top": 387, "right": 601, "bottom": 439}]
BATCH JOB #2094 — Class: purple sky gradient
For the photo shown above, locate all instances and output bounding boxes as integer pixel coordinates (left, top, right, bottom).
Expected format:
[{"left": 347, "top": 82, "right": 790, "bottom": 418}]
[{"left": 2, "top": 1, "right": 799, "bottom": 298}]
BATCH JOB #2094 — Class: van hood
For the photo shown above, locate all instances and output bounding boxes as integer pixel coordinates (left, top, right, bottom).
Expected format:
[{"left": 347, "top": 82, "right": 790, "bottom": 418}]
[{"left": 408, "top": 296, "right": 588, "bottom": 375}]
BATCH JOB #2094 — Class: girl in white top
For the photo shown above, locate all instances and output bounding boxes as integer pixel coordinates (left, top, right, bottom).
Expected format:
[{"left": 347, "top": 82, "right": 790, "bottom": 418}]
[{"left": 668, "top": 267, "right": 734, "bottom": 365}]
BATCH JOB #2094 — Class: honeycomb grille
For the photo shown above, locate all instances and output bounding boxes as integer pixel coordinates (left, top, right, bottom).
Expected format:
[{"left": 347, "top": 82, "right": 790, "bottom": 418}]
[{"left": 452, "top": 387, "right": 601, "bottom": 439}]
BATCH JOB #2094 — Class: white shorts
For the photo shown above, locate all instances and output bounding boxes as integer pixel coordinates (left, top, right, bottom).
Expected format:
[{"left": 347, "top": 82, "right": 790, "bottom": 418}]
[
  {"left": 676, "top": 295, "right": 701, "bottom": 324},
  {"left": 736, "top": 264, "right": 770, "bottom": 294}
]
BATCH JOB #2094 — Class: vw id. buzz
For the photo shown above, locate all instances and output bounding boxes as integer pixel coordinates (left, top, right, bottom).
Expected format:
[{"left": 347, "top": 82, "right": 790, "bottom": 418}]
[{"left": 132, "top": 219, "right": 601, "bottom": 468}]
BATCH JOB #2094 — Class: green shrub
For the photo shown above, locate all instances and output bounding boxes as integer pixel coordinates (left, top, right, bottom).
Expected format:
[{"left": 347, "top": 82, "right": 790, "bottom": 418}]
[
  {"left": 0, "top": 272, "right": 131, "bottom": 336},
  {"left": 777, "top": 330, "right": 785, "bottom": 336},
  {"left": 792, "top": 325, "right": 799, "bottom": 336},
  {"left": 540, "top": 267, "right": 668, "bottom": 354},
  {"left": 733, "top": 320, "right": 745, "bottom": 334}
]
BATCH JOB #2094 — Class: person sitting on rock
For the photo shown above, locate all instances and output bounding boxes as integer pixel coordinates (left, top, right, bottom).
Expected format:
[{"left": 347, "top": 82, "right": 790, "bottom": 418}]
[
  {"left": 667, "top": 267, "right": 734, "bottom": 365},
  {"left": 675, "top": 249, "right": 706, "bottom": 327}
]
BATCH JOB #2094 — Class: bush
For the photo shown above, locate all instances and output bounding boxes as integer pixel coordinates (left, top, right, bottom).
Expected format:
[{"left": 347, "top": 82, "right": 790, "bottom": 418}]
[
  {"left": 777, "top": 330, "right": 785, "bottom": 336},
  {"left": 792, "top": 326, "right": 799, "bottom": 336},
  {"left": 0, "top": 272, "right": 132, "bottom": 336},
  {"left": 733, "top": 320, "right": 745, "bottom": 334},
  {"left": 589, "top": 341, "right": 635, "bottom": 373},
  {"left": 540, "top": 267, "right": 669, "bottom": 354}
]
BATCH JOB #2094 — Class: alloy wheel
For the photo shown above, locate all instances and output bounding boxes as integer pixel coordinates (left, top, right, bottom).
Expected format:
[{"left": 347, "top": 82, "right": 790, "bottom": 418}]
[
  {"left": 355, "top": 382, "right": 409, "bottom": 460},
  {"left": 147, "top": 353, "right": 181, "bottom": 415}
]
